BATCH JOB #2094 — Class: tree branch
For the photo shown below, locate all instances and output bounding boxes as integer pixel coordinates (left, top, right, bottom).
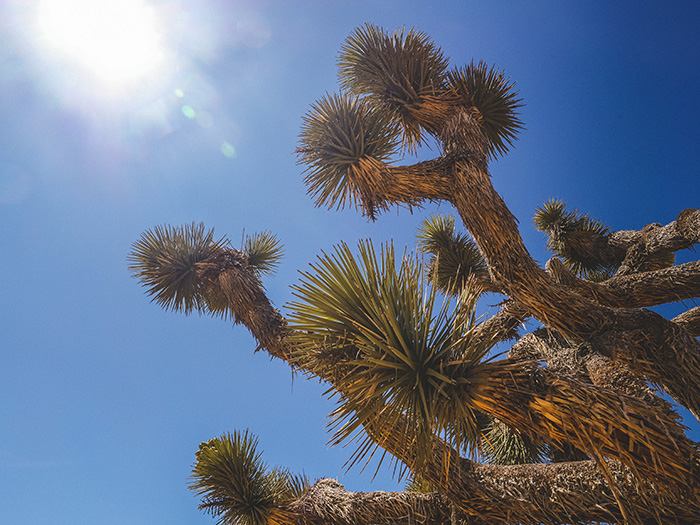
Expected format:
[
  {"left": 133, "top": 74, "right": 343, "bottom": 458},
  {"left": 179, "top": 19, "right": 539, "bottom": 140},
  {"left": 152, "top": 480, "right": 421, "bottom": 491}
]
[
  {"left": 286, "top": 478, "right": 454, "bottom": 525},
  {"left": 616, "top": 209, "right": 700, "bottom": 276},
  {"left": 189, "top": 248, "right": 700, "bottom": 524},
  {"left": 546, "top": 258, "right": 700, "bottom": 308},
  {"left": 674, "top": 306, "right": 700, "bottom": 337}
]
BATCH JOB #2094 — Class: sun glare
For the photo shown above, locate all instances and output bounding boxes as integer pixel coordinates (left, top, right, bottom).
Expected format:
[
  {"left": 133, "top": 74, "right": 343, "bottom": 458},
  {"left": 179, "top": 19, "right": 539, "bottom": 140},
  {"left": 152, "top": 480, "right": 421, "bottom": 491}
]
[{"left": 37, "top": 0, "right": 166, "bottom": 90}]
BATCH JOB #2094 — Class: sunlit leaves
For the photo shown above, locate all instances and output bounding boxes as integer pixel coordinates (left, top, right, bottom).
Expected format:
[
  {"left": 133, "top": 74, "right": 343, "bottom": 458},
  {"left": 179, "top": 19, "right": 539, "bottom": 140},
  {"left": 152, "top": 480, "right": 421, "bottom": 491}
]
[
  {"left": 297, "top": 93, "right": 400, "bottom": 215},
  {"left": 287, "top": 240, "right": 492, "bottom": 470},
  {"left": 416, "top": 214, "right": 487, "bottom": 294},
  {"left": 446, "top": 62, "right": 524, "bottom": 158},
  {"left": 479, "top": 418, "right": 546, "bottom": 465},
  {"left": 245, "top": 231, "right": 284, "bottom": 278},
  {"left": 128, "top": 222, "right": 228, "bottom": 313},
  {"left": 190, "top": 431, "right": 307, "bottom": 525}
]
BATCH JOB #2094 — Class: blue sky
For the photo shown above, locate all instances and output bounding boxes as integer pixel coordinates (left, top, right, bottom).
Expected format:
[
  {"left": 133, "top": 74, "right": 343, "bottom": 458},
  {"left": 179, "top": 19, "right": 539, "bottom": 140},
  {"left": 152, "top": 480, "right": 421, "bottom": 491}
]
[{"left": 1, "top": 1, "right": 699, "bottom": 523}]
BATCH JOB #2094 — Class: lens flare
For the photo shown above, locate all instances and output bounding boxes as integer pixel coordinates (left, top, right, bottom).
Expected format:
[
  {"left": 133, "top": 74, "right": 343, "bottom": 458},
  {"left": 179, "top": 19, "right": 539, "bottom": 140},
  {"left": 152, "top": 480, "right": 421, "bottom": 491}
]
[{"left": 37, "top": 0, "right": 166, "bottom": 90}]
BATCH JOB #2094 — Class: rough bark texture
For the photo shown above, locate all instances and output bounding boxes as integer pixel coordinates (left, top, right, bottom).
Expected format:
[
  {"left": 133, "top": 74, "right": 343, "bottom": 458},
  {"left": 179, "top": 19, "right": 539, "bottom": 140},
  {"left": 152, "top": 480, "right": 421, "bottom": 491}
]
[
  {"left": 186, "top": 251, "right": 700, "bottom": 523},
  {"left": 144, "top": 48, "right": 700, "bottom": 523}
]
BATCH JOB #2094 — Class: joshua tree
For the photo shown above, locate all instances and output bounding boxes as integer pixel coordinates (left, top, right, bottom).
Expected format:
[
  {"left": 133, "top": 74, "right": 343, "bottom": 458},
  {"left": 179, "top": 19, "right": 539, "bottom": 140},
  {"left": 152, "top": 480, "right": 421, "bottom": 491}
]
[{"left": 129, "top": 25, "right": 700, "bottom": 524}]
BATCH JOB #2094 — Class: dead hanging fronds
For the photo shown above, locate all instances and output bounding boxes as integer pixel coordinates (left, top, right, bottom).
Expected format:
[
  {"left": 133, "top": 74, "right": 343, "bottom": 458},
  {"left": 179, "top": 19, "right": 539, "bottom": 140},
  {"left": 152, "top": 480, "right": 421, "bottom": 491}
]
[{"left": 470, "top": 360, "right": 699, "bottom": 494}]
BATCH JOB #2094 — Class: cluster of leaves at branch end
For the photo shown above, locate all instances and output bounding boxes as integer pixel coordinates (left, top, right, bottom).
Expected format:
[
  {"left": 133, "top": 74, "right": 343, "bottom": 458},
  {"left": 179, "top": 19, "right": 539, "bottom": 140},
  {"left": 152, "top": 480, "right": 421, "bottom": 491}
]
[
  {"left": 534, "top": 199, "right": 615, "bottom": 278},
  {"left": 190, "top": 431, "right": 308, "bottom": 525},
  {"left": 297, "top": 92, "right": 400, "bottom": 217},
  {"left": 417, "top": 214, "right": 488, "bottom": 295},
  {"left": 288, "top": 240, "right": 497, "bottom": 471},
  {"left": 446, "top": 62, "right": 524, "bottom": 159},
  {"left": 338, "top": 23, "right": 449, "bottom": 150},
  {"left": 129, "top": 223, "right": 284, "bottom": 321},
  {"left": 245, "top": 231, "right": 284, "bottom": 279},
  {"left": 128, "top": 222, "right": 229, "bottom": 314}
]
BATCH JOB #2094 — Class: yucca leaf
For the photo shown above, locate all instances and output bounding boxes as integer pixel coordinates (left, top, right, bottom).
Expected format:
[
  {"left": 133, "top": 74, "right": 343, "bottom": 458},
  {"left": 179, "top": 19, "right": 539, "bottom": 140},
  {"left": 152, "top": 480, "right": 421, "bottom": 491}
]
[
  {"left": 534, "top": 199, "right": 615, "bottom": 278},
  {"left": 128, "top": 222, "right": 228, "bottom": 314},
  {"left": 479, "top": 418, "right": 546, "bottom": 465},
  {"left": 287, "top": 241, "right": 493, "bottom": 470},
  {"left": 338, "top": 23, "right": 450, "bottom": 150},
  {"left": 297, "top": 92, "right": 400, "bottom": 217},
  {"left": 446, "top": 62, "right": 524, "bottom": 158},
  {"left": 416, "top": 214, "right": 487, "bottom": 294},
  {"left": 245, "top": 231, "right": 284, "bottom": 278},
  {"left": 190, "top": 431, "right": 308, "bottom": 525}
]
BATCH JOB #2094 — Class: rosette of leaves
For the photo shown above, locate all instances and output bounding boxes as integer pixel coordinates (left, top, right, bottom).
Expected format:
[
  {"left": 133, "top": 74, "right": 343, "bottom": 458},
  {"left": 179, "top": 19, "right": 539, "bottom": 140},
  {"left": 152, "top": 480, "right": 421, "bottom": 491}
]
[
  {"left": 535, "top": 199, "right": 675, "bottom": 277},
  {"left": 416, "top": 214, "right": 488, "bottom": 294},
  {"left": 128, "top": 223, "right": 283, "bottom": 318},
  {"left": 446, "top": 62, "right": 524, "bottom": 159},
  {"left": 297, "top": 92, "right": 401, "bottom": 218},
  {"left": 190, "top": 431, "right": 307, "bottom": 525},
  {"left": 128, "top": 222, "right": 229, "bottom": 314},
  {"left": 245, "top": 231, "right": 284, "bottom": 279},
  {"left": 337, "top": 23, "right": 450, "bottom": 150},
  {"left": 287, "top": 240, "right": 495, "bottom": 470},
  {"left": 534, "top": 199, "right": 615, "bottom": 278}
]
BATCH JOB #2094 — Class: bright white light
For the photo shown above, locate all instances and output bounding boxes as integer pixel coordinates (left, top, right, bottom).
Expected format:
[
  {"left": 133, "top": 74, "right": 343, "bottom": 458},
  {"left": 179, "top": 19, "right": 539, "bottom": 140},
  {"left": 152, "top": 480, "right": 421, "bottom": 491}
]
[{"left": 37, "top": 0, "right": 166, "bottom": 90}]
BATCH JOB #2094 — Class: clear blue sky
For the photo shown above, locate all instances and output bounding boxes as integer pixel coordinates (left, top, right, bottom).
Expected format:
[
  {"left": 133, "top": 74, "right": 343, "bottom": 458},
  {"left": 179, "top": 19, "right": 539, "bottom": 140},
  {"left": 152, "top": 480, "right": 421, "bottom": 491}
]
[{"left": 1, "top": 1, "right": 699, "bottom": 523}]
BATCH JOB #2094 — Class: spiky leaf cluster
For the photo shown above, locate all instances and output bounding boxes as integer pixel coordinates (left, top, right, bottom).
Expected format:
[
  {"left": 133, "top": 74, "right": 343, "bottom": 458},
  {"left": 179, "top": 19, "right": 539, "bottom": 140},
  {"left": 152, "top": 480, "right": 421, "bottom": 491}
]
[
  {"left": 288, "top": 241, "right": 493, "bottom": 470},
  {"left": 190, "top": 431, "right": 307, "bottom": 525},
  {"left": 447, "top": 62, "right": 524, "bottom": 158},
  {"left": 416, "top": 214, "right": 487, "bottom": 294},
  {"left": 128, "top": 222, "right": 228, "bottom": 313},
  {"left": 245, "top": 231, "right": 284, "bottom": 278},
  {"left": 338, "top": 23, "right": 449, "bottom": 149},
  {"left": 534, "top": 199, "right": 613, "bottom": 277},
  {"left": 479, "top": 418, "right": 546, "bottom": 465},
  {"left": 297, "top": 93, "right": 400, "bottom": 215}
]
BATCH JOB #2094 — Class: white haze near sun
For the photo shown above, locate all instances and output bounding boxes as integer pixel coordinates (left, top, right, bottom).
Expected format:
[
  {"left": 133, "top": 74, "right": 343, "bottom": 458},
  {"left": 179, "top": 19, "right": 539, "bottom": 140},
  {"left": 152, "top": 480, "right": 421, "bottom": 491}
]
[{"left": 37, "top": 0, "right": 167, "bottom": 93}]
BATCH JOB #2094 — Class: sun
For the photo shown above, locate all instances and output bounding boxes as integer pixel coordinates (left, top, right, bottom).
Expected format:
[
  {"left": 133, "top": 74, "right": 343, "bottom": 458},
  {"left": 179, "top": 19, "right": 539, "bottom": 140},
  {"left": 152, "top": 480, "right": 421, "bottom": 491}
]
[{"left": 37, "top": 0, "right": 166, "bottom": 90}]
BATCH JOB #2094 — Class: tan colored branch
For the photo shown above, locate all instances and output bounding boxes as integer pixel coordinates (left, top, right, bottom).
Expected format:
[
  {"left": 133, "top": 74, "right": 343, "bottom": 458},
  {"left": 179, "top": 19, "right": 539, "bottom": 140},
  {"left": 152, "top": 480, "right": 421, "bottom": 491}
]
[
  {"left": 286, "top": 478, "right": 454, "bottom": 525},
  {"left": 674, "top": 306, "right": 700, "bottom": 337},
  {"left": 470, "top": 299, "right": 529, "bottom": 348},
  {"left": 616, "top": 208, "right": 700, "bottom": 276},
  {"left": 547, "top": 258, "right": 700, "bottom": 308}
]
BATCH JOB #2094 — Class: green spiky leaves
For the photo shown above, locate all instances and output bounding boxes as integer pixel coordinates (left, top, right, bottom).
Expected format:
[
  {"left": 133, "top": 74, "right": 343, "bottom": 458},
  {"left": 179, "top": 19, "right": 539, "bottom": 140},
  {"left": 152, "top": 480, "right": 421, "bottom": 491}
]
[
  {"left": 129, "top": 224, "right": 284, "bottom": 319},
  {"left": 299, "top": 25, "right": 526, "bottom": 217},
  {"left": 297, "top": 93, "right": 400, "bottom": 216},
  {"left": 534, "top": 199, "right": 614, "bottom": 278},
  {"left": 447, "top": 62, "right": 524, "bottom": 158},
  {"left": 479, "top": 418, "right": 546, "bottom": 465},
  {"left": 288, "top": 241, "right": 492, "bottom": 470},
  {"left": 190, "top": 431, "right": 307, "bottom": 525},
  {"left": 338, "top": 24, "right": 450, "bottom": 150},
  {"left": 535, "top": 199, "right": 676, "bottom": 278},
  {"left": 416, "top": 214, "right": 488, "bottom": 294},
  {"left": 245, "top": 231, "right": 284, "bottom": 279},
  {"left": 128, "top": 222, "right": 228, "bottom": 314}
]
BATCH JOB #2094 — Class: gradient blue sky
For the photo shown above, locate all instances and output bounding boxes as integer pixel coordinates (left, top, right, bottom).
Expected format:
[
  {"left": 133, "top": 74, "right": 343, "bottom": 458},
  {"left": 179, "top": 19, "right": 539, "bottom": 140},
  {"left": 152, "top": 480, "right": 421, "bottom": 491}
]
[{"left": 1, "top": 1, "right": 699, "bottom": 523}]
